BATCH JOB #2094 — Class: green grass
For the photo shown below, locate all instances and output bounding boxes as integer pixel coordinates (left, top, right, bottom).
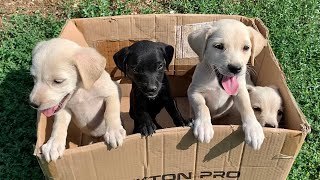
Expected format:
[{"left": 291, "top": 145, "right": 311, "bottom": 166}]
[
  {"left": 0, "top": 14, "right": 63, "bottom": 179},
  {"left": 0, "top": 0, "right": 319, "bottom": 179}
]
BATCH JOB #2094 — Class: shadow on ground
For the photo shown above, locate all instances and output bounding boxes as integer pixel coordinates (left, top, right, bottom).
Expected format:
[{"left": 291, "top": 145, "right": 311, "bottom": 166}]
[{"left": 0, "top": 68, "right": 43, "bottom": 179}]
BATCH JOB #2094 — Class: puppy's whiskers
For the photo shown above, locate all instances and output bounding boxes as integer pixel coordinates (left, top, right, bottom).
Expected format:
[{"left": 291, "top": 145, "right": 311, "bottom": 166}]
[
  {"left": 136, "top": 86, "right": 144, "bottom": 92},
  {"left": 204, "top": 61, "right": 222, "bottom": 78},
  {"left": 247, "top": 65, "right": 257, "bottom": 77},
  {"left": 156, "top": 79, "right": 162, "bottom": 84}
]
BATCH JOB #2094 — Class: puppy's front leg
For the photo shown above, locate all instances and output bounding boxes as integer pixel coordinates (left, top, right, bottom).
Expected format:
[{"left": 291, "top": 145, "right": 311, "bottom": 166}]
[
  {"left": 188, "top": 90, "right": 214, "bottom": 143},
  {"left": 164, "top": 98, "right": 189, "bottom": 127},
  {"left": 133, "top": 111, "right": 157, "bottom": 136},
  {"left": 103, "top": 94, "right": 126, "bottom": 148},
  {"left": 234, "top": 88, "right": 265, "bottom": 150},
  {"left": 41, "top": 109, "right": 71, "bottom": 162}
]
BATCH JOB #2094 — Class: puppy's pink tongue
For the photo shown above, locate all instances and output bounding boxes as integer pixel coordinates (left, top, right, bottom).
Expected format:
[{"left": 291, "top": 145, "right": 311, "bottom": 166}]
[
  {"left": 222, "top": 76, "right": 239, "bottom": 95},
  {"left": 41, "top": 105, "right": 58, "bottom": 117}
]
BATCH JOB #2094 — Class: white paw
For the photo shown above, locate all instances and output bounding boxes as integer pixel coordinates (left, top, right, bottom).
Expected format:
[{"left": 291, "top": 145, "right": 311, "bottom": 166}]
[
  {"left": 104, "top": 125, "right": 126, "bottom": 148},
  {"left": 41, "top": 137, "right": 66, "bottom": 162},
  {"left": 243, "top": 119, "right": 265, "bottom": 150},
  {"left": 193, "top": 119, "right": 214, "bottom": 143}
]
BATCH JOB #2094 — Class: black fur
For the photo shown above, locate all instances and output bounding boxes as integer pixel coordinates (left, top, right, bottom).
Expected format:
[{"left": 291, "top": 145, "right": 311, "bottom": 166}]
[{"left": 113, "top": 40, "right": 188, "bottom": 136}]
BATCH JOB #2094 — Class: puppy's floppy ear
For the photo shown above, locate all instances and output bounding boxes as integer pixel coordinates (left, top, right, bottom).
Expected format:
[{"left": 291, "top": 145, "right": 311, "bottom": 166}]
[
  {"left": 269, "top": 85, "right": 279, "bottom": 91},
  {"left": 269, "top": 85, "right": 281, "bottom": 95},
  {"left": 188, "top": 26, "right": 215, "bottom": 61},
  {"left": 158, "top": 42, "right": 174, "bottom": 70},
  {"left": 247, "top": 84, "right": 256, "bottom": 94},
  {"left": 113, "top": 47, "right": 129, "bottom": 75},
  {"left": 32, "top": 41, "right": 47, "bottom": 56},
  {"left": 73, "top": 47, "right": 106, "bottom": 89},
  {"left": 248, "top": 27, "right": 267, "bottom": 66}
]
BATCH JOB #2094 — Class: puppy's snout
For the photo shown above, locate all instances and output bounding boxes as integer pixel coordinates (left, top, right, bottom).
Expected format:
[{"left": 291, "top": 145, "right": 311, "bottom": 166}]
[
  {"left": 29, "top": 101, "right": 40, "bottom": 109},
  {"left": 228, "top": 64, "right": 242, "bottom": 74},
  {"left": 146, "top": 85, "right": 157, "bottom": 93}
]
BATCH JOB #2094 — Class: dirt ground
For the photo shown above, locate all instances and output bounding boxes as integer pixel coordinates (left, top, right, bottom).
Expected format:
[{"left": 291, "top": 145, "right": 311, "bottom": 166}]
[
  {"left": 0, "top": 0, "right": 64, "bottom": 17},
  {"left": 0, "top": 0, "right": 68, "bottom": 27},
  {"left": 0, "top": 0, "right": 169, "bottom": 17}
]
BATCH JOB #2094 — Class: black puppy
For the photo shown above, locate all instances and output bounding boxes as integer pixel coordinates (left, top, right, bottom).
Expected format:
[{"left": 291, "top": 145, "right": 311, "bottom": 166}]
[{"left": 113, "top": 40, "right": 188, "bottom": 136}]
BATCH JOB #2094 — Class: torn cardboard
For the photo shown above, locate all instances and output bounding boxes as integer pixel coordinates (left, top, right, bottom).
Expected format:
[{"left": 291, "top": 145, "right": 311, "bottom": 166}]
[{"left": 34, "top": 14, "right": 310, "bottom": 180}]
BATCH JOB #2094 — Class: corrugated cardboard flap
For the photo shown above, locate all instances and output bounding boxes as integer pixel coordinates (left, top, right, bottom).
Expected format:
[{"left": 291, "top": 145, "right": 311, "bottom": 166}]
[
  {"left": 59, "top": 20, "right": 89, "bottom": 47},
  {"left": 34, "top": 125, "right": 307, "bottom": 179}
]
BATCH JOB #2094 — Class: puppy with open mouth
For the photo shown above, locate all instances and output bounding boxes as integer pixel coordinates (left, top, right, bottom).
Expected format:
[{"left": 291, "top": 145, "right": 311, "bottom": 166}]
[
  {"left": 29, "top": 38, "right": 126, "bottom": 162},
  {"left": 113, "top": 40, "right": 189, "bottom": 136},
  {"left": 187, "top": 19, "right": 267, "bottom": 150}
]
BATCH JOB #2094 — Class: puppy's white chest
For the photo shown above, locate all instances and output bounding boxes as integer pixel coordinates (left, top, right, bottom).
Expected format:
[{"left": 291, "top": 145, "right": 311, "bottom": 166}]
[
  {"left": 67, "top": 90, "right": 107, "bottom": 137},
  {"left": 204, "top": 87, "right": 233, "bottom": 118},
  {"left": 69, "top": 88, "right": 99, "bottom": 103}
]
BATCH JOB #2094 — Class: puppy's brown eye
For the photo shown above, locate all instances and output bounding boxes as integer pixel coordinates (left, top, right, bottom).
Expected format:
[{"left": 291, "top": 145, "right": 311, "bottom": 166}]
[
  {"left": 214, "top": 43, "right": 224, "bottom": 50},
  {"left": 53, "top": 79, "right": 65, "bottom": 84},
  {"left": 130, "top": 66, "right": 138, "bottom": 73},
  {"left": 253, "top": 107, "right": 261, "bottom": 112},
  {"left": 277, "top": 110, "right": 283, "bottom": 116},
  {"left": 158, "top": 64, "right": 163, "bottom": 70},
  {"left": 243, "top": 45, "right": 250, "bottom": 51}
]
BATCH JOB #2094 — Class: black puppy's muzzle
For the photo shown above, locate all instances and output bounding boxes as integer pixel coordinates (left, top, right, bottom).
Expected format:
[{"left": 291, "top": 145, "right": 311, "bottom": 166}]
[
  {"left": 146, "top": 85, "right": 158, "bottom": 93},
  {"left": 141, "top": 84, "right": 162, "bottom": 98}
]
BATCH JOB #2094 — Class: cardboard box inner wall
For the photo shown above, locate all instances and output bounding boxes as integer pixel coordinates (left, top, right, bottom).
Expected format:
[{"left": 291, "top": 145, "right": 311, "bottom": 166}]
[{"left": 34, "top": 14, "right": 310, "bottom": 180}]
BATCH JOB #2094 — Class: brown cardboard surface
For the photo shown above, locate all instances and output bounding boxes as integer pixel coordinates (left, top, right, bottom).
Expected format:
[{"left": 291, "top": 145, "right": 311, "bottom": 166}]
[
  {"left": 59, "top": 20, "right": 89, "bottom": 47},
  {"left": 34, "top": 14, "right": 309, "bottom": 180}
]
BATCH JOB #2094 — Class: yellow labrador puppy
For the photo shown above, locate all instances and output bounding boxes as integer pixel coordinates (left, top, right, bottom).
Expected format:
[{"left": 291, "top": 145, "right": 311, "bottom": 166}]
[
  {"left": 29, "top": 38, "right": 126, "bottom": 162},
  {"left": 247, "top": 85, "right": 283, "bottom": 128},
  {"left": 187, "top": 19, "right": 267, "bottom": 150},
  {"left": 215, "top": 85, "right": 283, "bottom": 128}
]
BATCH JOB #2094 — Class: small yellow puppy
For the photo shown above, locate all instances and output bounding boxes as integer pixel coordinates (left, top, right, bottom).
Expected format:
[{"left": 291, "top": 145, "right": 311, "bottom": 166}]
[
  {"left": 216, "top": 85, "right": 284, "bottom": 128},
  {"left": 247, "top": 85, "right": 283, "bottom": 128},
  {"left": 29, "top": 38, "right": 126, "bottom": 162},
  {"left": 188, "top": 19, "right": 267, "bottom": 150}
]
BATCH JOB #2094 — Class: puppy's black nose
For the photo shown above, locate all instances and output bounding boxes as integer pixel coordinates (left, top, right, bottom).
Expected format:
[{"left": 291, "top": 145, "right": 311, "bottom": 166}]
[
  {"left": 29, "top": 102, "right": 39, "bottom": 109},
  {"left": 228, "top": 64, "right": 242, "bottom": 74},
  {"left": 147, "top": 86, "right": 157, "bottom": 93}
]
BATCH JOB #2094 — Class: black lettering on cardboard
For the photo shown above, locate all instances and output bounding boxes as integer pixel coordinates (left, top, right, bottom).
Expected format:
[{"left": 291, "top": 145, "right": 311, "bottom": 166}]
[
  {"left": 200, "top": 171, "right": 212, "bottom": 178},
  {"left": 148, "top": 175, "right": 161, "bottom": 180},
  {"left": 162, "top": 174, "right": 176, "bottom": 180},
  {"left": 213, "top": 171, "right": 225, "bottom": 178},
  {"left": 226, "top": 171, "right": 240, "bottom": 178},
  {"left": 177, "top": 172, "right": 192, "bottom": 179},
  {"left": 135, "top": 178, "right": 148, "bottom": 180}
]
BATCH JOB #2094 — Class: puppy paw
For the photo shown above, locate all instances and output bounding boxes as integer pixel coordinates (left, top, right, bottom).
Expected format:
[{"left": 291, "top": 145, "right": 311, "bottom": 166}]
[
  {"left": 42, "top": 137, "right": 66, "bottom": 162},
  {"left": 193, "top": 119, "right": 214, "bottom": 143},
  {"left": 184, "top": 118, "right": 193, "bottom": 127},
  {"left": 104, "top": 125, "right": 126, "bottom": 148},
  {"left": 135, "top": 121, "right": 158, "bottom": 136},
  {"left": 243, "top": 119, "right": 265, "bottom": 150},
  {"left": 174, "top": 117, "right": 192, "bottom": 127}
]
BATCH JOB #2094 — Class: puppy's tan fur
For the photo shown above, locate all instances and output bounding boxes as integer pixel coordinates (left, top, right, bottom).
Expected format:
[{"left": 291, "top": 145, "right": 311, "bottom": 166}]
[
  {"left": 215, "top": 85, "right": 283, "bottom": 128},
  {"left": 188, "top": 19, "right": 267, "bottom": 150},
  {"left": 248, "top": 85, "right": 283, "bottom": 128},
  {"left": 30, "top": 38, "right": 126, "bottom": 162}
]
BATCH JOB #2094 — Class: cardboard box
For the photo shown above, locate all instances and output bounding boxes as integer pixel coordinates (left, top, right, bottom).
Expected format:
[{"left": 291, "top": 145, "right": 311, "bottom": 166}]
[{"left": 34, "top": 14, "right": 310, "bottom": 180}]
